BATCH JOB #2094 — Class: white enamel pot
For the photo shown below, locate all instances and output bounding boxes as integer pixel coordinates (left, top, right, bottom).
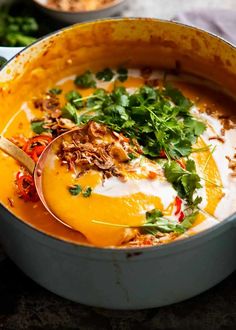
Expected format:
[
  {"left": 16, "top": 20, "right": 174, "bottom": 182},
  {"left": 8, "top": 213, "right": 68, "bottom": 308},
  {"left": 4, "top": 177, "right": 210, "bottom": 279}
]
[{"left": 0, "top": 18, "right": 236, "bottom": 310}]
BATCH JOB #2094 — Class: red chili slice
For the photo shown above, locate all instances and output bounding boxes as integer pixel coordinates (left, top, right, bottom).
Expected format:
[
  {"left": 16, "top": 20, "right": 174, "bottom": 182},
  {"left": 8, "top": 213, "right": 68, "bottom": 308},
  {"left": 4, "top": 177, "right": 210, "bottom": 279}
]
[
  {"left": 23, "top": 135, "right": 52, "bottom": 162},
  {"left": 176, "top": 159, "right": 186, "bottom": 169},
  {"left": 31, "top": 145, "right": 47, "bottom": 163},
  {"left": 148, "top": 171, "right": 158, "bottom": 179},
  {"left": 16, "top": 172, "right": 39, "bottom": 202},
  {"left": 178, "top": 211, "right": 185, "bottom": 222},
  {"left": 143, "top": 239, "right": 152, "bottom": 246},
  {"left": 159, "top": 150, "right": 166, "bottom": 158},
  {"left": 174, "top": 196, "right": 182, "bottom": 216}
]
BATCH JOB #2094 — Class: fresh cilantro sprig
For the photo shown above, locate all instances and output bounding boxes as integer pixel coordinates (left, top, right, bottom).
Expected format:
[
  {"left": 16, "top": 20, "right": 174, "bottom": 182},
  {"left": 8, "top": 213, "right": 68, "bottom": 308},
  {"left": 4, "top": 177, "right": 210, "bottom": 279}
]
[
  {"left": 49, "top": 87, "right": 62, "bottom": 95},
  {"left": 68, "top": 185, "right": 82, "bottom": 196},
  {"left": 75, "top": 71, "right": 96, "bottom": 88},
  {"left": 117, "top": 67, "right": 128, "bottom": 82},
  {"left": 65, "top": 90, "right": 83, "bottom": 109},
  {"left": 31, "top": 121, "right": 50, "bottom": 134},
  {"left": 96, "top": 68, "right": 114, "bottom": 81},
  {"left": 140, "top": 209, "right": 197, "bottom": 236},
  {"left": 164, "top": 159, "right": 202, "bottom": 206},
  {"left": 92, "top": 209, "right": 198, "bottom": 236},
  {"left": 68, "top": 185, "right": 92, "bottom": 197},
  {"left": 82, "top": 187, "right": 92, "bottom": 198}
]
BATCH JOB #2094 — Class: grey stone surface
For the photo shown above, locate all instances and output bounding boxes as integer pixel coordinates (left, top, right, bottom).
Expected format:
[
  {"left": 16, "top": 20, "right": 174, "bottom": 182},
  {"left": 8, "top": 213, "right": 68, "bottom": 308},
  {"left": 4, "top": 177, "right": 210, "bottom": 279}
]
[
  {"left": 1, "top": 1, "right": 236, "bottom": 329},
  {"left": 0, "top": 258, "right": 236, "bottom": 329},
  {"left": 124, "top": 0, "right": 236, "bottom": 20}
]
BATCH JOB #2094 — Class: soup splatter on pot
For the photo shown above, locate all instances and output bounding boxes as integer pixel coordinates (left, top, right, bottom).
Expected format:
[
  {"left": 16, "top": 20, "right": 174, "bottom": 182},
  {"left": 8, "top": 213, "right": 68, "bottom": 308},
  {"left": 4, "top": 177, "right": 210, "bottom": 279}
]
[{"left": 0, "top": 68, "right": 236, "bottom": 247}]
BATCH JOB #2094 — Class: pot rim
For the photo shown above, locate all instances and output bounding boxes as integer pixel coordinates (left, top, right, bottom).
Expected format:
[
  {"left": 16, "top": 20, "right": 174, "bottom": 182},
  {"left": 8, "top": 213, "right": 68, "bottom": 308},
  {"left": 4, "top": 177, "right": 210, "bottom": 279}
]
[{"left": 1, "top": 17, "right": 236, "bottom": 253}]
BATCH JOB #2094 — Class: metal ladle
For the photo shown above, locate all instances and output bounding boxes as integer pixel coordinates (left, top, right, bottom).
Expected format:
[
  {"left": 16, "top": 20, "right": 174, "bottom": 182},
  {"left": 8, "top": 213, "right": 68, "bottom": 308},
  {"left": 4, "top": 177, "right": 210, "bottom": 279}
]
[{"left": 0, "top": 132, "right": 75, "bottom": 229}]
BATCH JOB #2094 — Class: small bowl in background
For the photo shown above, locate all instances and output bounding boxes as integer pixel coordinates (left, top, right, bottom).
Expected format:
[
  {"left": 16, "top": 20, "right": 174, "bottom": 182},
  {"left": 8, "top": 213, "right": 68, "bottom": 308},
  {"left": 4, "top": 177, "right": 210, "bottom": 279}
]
[{"left": 33, "top": 0, "right": 128, "bottom": 23}]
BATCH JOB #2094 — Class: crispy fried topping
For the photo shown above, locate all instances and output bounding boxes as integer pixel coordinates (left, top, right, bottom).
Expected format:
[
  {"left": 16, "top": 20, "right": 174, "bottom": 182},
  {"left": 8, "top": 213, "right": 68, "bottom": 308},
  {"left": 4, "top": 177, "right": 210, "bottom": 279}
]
[
  {"left": 57, "top": 122, "right": 136, "bottom": 181},
  {"left": 34, "top": 93, "right": 60, "bottom": 113},
  {"left": 209, "top": 136, "right": 225, "bottom": 143}
]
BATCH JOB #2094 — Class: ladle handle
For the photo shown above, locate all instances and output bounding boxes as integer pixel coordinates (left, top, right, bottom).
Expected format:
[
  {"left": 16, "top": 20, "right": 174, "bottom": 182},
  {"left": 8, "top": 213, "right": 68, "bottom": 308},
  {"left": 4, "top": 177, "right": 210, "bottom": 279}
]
[{"left": 0, "top": 135, "right": 35, "bottom": 175}]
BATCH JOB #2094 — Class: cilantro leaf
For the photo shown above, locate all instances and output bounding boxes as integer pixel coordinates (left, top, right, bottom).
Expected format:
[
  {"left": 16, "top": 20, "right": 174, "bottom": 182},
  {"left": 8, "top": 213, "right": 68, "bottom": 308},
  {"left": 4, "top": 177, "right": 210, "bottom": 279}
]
[
  {"left": 61, "top": 103, "right": 79, "bottom": 124},
  {"left": 181, "top": 211, "right": 199, "bottom": 230},
  {"left": 68, "top": 185, "right": 82, "bottom": 196},
  {"left": 111, "top": 87, "right": 129, "bottom": 107},
  {"left": 128, "top": 153, "right": 137, "bottom": 160},
  {"left": 141, "top": 209, "right": 187, "bottom": 235},
  {"left": 66, "top": 90, "right": 83, "bottom": 109},
  {"left": 96, "top": 68, "right": 114, "bottom": 81},
  {"left": 75, "top": 71, "right": 96, "bottom": 88},
  {"left": 86, "top": 89, "right": 109, "bottom": 109},
  {"left": 164, "top": 84, "right": 193, "bottom": 111},
  {"left": 146, "top": 209, "right": 163, "bottom": 223},
  {"left": 117, "top": 67, "right": 128, "bottom": 82},
  {"left": 164, "top": 159, "right": 202, "bottom": 205},
  {"left": 82, "top": 187, "right": 92, "bottom": 197},
  {"left": 184, "top": 117, "right": 206, "bottom": 136},
  {"left": 31, "top": 121, "right": 49, "bottom": 134},
  {"left": 49, "top": 87, "right": 62, "bottom": 95}
]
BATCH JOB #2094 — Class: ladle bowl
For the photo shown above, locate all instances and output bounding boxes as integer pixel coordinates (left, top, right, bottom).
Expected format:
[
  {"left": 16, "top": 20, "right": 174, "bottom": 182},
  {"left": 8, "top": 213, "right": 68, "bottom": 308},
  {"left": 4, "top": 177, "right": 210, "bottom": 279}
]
[{"left": 0, "top": 131, "right": 78, "bottom": 230}]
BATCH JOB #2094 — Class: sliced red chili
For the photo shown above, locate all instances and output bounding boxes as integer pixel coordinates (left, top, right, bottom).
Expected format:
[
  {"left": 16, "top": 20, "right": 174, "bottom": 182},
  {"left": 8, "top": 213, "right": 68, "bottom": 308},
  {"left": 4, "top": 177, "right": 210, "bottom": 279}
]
[
  {"left": 16, "top": 172, "right": 39, "bottom": 202},
  {"left": 178, "top": 211, "right": 185, "bottom": 222},
  {"left": 31, "top": 145, "right": 47, "bottom": 163},
  {"left": 23, "top": 135, "right": 52, "bottom": 162},
  {"left": 176, "top": 159, "right": 186, "bottom": 169},
  {"left": 143, "top": 238, "right": 152, "bottom": 246},
  {"left": 159, "top": 150, "right": 166, "bottom": 158},
  {"left": 148, "top": 171, "right": 158, "bottom": 179},
  {"left": 174, "top": 196, "right": 182, "bottom": 216}
]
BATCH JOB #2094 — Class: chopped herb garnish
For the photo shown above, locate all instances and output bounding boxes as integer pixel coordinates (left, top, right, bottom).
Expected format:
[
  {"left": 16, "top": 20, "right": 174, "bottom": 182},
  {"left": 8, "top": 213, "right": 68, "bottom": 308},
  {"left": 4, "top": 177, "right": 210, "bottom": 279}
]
[
  {"left": 68, "top": 185, "right": 82, "bottom": 196},
  {"left": 92, "top": 208, "right": 198, "bottom": 235},
  {"left": 82, "top": 187, "right": 92, "bottom": 198},
  {"left": 61, "top": 82, "right": 206, "bottom": 160},
  {"left": 49, "top": 87, "right": 62, "bottom": 95},
  {"left": 140, "top": 207, "right": 198, "bottom": 235},
  {"left": 66, "top": 90, "right": 83, "bottom": 109},
  {"left": 164, "top": 159, "right": 202, "bottom": 206},
  {"left": 68, "top": 185, "right": 92, "bottom": 197},
  {"left": 90, "top": 84, "right": 205, "bottom": 159},
  {"left": 96, "top": 68, "right": 114, "bottom": 82},
  {"left": 61, "top": 103, "right": 79, "bottom": 124},
  {"left": 141, "top": 209, "right": 185, "bottom": 235},
  {"left": 117, "top": 67, "right": 128, "bottom": 82},
  {"left": 164, "top": 84, "right": 193, "bottom": 110},
  {"left": 128, "top": 153, "right": 137, "bottom": 160},
  {"left": 31, "top": 121, "right": 50, "bottom": 134},
  {"left": 74, "top": 71, "right": 96, "bottom": 88}
]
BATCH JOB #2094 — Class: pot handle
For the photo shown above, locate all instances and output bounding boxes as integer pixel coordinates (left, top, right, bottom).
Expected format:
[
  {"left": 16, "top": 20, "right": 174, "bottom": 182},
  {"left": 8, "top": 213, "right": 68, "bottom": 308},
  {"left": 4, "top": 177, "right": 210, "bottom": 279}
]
[{"left": 0, "top": 47, "right": 24, "bottom": 62}]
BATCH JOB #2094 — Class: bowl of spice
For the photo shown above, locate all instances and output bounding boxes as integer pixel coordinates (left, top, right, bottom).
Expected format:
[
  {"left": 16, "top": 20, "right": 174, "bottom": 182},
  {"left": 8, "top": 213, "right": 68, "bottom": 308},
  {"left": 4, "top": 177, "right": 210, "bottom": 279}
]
[{"left": 33, "top": 0, "right": 128, "bottom": 23}]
